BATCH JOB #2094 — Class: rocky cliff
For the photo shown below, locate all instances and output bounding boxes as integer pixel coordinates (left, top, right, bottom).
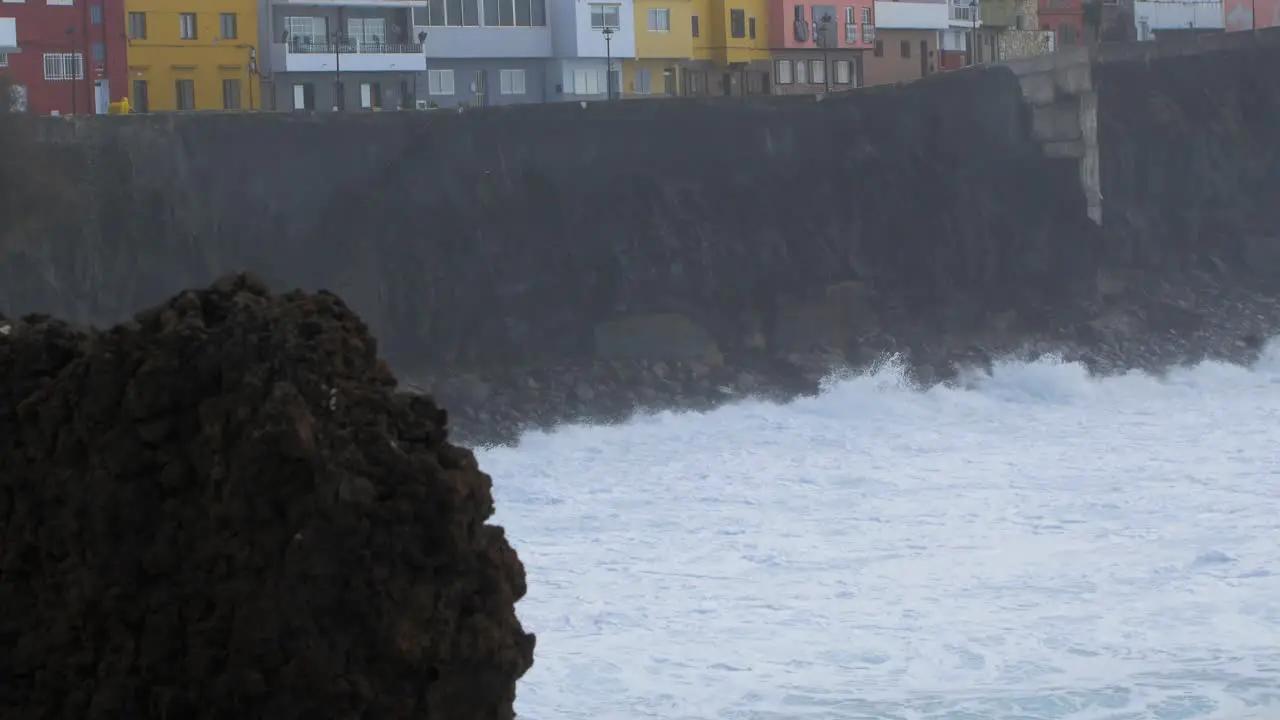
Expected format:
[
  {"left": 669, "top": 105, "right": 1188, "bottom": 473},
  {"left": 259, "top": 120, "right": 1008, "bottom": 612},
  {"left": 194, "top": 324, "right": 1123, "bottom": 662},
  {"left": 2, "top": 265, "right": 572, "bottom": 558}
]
[{"left": 4, "top": 32, "right": 1280, "bottom": 444}]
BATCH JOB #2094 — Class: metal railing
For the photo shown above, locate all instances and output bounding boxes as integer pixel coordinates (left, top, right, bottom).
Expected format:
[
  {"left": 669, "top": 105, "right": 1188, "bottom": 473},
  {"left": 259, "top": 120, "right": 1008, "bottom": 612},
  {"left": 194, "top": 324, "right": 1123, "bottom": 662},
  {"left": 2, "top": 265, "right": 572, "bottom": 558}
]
[
  {"left": 286, "top": 40, "right": 424, "bottom": 54},
  {"left": 950, "top": 5, "right": 977, "bottom": 21}
]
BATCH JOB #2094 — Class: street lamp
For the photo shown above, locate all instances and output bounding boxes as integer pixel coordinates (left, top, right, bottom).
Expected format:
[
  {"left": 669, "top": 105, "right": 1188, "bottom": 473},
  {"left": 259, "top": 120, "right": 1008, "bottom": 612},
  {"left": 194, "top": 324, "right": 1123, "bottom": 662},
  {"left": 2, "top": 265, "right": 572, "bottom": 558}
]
[
  {"left": 968, "top": 0, "right": 978, "bottom": 66},
  {"left": 815, "top": 14, "right": 832, "bottom": 93},
  {"left": 601, "top": 26, "right": 615, "bottom": 100},
  {"left": 333, "top": 7, "right": 345, "bottom": 111}
]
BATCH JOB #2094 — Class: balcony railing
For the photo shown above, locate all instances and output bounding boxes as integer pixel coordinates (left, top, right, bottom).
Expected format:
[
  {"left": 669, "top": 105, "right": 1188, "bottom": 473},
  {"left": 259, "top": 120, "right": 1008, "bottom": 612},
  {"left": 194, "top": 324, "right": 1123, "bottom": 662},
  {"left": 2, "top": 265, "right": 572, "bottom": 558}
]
[
  {"left": 845, "top": 21, "right": 857, "bottom": 43},
  {"left": 286, "top": 40, "right": 424, "bottom": 55},
  {"left": 950, "top": 4, "right": 978, "bottom": 21}
]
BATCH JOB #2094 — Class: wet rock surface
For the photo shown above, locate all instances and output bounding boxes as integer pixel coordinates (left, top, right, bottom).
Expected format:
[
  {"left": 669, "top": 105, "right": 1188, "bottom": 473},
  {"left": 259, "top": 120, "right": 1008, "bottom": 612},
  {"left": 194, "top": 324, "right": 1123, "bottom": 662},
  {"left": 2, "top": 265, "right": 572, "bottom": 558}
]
[
  {"left": 423, "top": 274, "right": 1280, "bottom": 447},
  {"left": 0, "top": 273, "right": 534, "bottom": 720}
]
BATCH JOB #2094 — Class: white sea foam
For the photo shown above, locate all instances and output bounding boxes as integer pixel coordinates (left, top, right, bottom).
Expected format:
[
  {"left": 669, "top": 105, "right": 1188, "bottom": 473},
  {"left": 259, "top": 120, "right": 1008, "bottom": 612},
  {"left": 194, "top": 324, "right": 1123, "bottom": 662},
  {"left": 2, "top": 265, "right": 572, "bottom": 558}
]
[{"left": 481, "top": 342, "right": 1280, "bottom": 720}]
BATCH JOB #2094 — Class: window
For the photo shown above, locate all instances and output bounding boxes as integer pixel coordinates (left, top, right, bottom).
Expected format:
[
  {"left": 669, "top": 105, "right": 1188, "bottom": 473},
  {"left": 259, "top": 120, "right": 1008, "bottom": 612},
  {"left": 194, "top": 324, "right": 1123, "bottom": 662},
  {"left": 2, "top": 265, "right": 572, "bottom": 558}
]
[
  {"left": 180, "top": 13, "right": 197, "bottom": 40},
  {"left": 647, "top": 8, "right": 669, "bottom": 31},
  {"left": 729, "top": 8, "right": 745, "bottom": 37},
  {"left": 427, "top": 69, "right": 455, "bottom": 95},
  {"left": 131, "top": 80, "right": 149, "bottom": 112},
  {"left": 691, "top": 15, "right": 699, "bottom": 37},
  {"left": 810, "top": 59, "right": 825, "bottom": 84},
  {"left": 590, "top": 3, "right": 620, "bottom": 28},
  {"left": 834, "top": 59, "right": 851, "bottom": 84},
  {"left": 90, "top": 5, "right": 102, "bottom": 24},
  {"left": 844, "top": 6, "right": 856, "bottom": 42},
  {"left": 220, "top": 78, "right": 240, "bottom": 109},
  {"left": 862, "top": 6, "right": 871, "bottom": 22},
  {"left": 286, "top": 16, "right": 327, "bottom": 45},
  {"left": 0, "top": 53, "right": 7, "bottom": 68},
  {"left": 465, "top": 0, "right": 545, "bottom": 26},
  {"left": 900, "top": 39, "right": 910, "bottom": 57},
  {"left": 128, "top": 12, "right": 146, "bottom": 39},
  {"left": 499, "top": 68, "right": 526, "bottom": 94},
  {"left": 91, "top": 42, "right": 104, "bottom": 62},
  {"left": 175, "top": 79, "right": 195, "bottom": 110},
  {"left": 220, "top": 13, "right": 237, "bottom": 39},
  {"left": 794, "top": 58, "right": 807, "bottom": 84},
  {"left": 347, "top": 17, "right": 387, "bottom": 46},
  {"left": 42, "top": 53, "right": 84, "bottom": 81},
  {"left": 46, "top": 0, "right": 74, "bottom": 5},
  {"left": 774, "top": 59, "right": 792, "bottom": 84},
  {"left": 571, "top": 68, "right": 601, "bottom": 94},
  {"left": 633, "top": 67, "right": 651, "bottom": 94},
  {"left": 873, "top": 39, "right": 883, "bottom": 56},
  {"left": 748, "top": 16, "right": 756, "bottom": 38}
]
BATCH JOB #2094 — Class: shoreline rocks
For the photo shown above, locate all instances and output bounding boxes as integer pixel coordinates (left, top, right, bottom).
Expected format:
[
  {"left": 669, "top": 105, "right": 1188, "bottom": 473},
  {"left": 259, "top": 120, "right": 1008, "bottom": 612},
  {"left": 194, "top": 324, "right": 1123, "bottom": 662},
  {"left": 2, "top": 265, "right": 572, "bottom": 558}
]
[{"left": 416, "top": 275, "right": 1280, "bottom": 447}]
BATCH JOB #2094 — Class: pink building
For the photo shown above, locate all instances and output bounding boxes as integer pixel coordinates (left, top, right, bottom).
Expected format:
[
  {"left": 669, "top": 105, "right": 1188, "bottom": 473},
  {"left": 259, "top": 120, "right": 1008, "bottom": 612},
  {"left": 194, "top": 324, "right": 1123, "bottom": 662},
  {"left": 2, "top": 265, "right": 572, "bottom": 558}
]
[
  {"left": 1224, "top": 0, "right": 1280, "bottom": 29},
  {"left": 768, "top": 0, "right": 876, "bottom": 92}
]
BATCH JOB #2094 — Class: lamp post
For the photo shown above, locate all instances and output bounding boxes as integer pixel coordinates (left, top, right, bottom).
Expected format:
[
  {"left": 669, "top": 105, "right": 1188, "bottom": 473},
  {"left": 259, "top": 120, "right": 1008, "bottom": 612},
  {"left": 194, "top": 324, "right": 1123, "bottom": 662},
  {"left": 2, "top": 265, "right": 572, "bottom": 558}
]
[
  {"left": 333, "top": 7, "right": 344, "bottom": 111},
  {"left": 248, "top": 46, "right": 257, "bottom": 110},
  {"left": 968, "top": 0, "right": 978, "bottom": 66},
  {"left": 601, "top": 26, "right": 615, "bottom": 100},
  {"left": 815, "top": 14, "right": 832, "bottom": 93}
]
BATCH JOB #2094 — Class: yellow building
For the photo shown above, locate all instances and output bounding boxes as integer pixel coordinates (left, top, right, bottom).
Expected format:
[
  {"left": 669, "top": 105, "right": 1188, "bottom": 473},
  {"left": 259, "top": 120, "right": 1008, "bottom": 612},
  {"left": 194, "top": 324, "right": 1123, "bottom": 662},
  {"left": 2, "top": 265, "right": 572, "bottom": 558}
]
[
  {"left": 624, "top": 0, "right": 694, "bottom": 97},
  {"left": 124, "top": 0, "right": 261, "bottom": 112},
  {"left": 687, "top": 0, "right": 771, "bottom": 95}
]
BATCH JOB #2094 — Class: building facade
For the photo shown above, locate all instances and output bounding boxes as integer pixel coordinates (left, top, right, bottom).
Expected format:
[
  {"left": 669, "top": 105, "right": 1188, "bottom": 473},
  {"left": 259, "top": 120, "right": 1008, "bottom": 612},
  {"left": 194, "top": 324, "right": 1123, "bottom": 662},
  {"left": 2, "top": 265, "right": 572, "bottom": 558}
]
[
  {"left": 548, "top": 0, "right": 636, "bottom": 101},
  {"left": 125, "top": 0, "right": 260, "bottom": 111},
  {"left": 261, "top": 0, "right": 427, "bottom": 111},
  {"left": 1038, "top": 0, "right": 1084, "bottom": 45},
  {"left": 767, "top": 0, "right": 874, "bottom": 93},
  {"left": 940, "top": 0, "right": 978, "bottom": 68},
  {"left": 0, "top": 0, "right": 128, "bottom": 115},
  {"left": 997, "top": 0, "right": 1055, "bottom": 56},
  {"left": 413, "top": 0, "right": 552, "bottom": 107},
  {"left": 1133, "top": 0, "right": 1222, "bottom": 38},
  {"left": 687, "top": 0, "right": 771, "bottom": 95},
  {"left": 863, "top": 0, "right": 945, "bottom": 85},
  {"left": 1223, "top": 0, "right": 1280, "bottom": 29},
  {"left": 623, "top": 0, "right": 693, "bottom": 97}
]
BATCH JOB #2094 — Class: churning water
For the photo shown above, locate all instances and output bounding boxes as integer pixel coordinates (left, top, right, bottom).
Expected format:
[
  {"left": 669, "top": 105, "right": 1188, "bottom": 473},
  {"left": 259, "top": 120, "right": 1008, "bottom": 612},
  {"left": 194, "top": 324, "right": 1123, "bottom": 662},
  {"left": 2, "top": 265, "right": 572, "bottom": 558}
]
[{"left": 481, "top": 343, "right": 1280, "bottom": 720}]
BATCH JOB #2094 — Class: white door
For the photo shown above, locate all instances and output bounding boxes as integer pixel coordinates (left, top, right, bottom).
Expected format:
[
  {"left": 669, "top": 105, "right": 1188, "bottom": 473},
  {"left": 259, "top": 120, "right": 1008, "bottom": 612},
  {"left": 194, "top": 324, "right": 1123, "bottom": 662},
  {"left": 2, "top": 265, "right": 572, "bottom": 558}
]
[
  {"left": 360, "top": 83, "right": 372, "bottom": 109},
  {"left": 94, "top": 80, "right": 109, "bottom": 114},
  {"left": 293, "top": 84, "right": 306, "bottom": 109}
]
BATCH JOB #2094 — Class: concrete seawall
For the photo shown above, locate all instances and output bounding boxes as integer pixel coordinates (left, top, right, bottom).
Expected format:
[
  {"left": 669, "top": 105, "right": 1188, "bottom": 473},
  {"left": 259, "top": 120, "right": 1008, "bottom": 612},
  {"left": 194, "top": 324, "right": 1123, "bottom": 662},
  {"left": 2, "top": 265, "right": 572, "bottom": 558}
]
[{"left": 4, "top": 29, "right": 1280, "bottom": 442}]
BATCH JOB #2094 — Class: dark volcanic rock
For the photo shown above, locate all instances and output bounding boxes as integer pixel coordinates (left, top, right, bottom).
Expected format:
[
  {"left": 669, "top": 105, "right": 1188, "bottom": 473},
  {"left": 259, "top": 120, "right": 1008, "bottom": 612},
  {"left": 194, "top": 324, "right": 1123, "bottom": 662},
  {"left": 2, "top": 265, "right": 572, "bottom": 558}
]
[{"left": 0, "top": 273, "right": 534, "bottom": 720}]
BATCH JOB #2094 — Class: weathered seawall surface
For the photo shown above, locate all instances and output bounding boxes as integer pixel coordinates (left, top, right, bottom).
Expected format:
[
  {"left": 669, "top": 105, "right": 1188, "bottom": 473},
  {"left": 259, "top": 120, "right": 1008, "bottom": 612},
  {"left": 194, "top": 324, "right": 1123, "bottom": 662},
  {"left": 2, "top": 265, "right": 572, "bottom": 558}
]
[{"left": 4, "top": 31, "right": 1280, "bottom": 442}]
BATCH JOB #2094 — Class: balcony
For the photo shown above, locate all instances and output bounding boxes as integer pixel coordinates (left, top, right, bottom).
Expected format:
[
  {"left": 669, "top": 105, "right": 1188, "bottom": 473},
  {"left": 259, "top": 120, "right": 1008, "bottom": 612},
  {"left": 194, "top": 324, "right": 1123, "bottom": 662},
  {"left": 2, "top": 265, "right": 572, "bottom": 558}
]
[{"left": 269, "top": 39, "right": 427, "bottom": 73}]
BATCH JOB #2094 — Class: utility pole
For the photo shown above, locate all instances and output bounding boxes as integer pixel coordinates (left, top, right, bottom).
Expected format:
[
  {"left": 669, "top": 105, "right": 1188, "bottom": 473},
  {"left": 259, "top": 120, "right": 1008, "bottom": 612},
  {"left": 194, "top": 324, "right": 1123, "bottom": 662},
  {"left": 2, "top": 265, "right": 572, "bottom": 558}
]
[
  {"left": 333, "top": 7, "right": 344, "bottom": 111},
  {"left": 815, "top": 14, "right": 831, "bottom": 92},
  {"left": 601, "top": 26, "right": 614, "bottom": 99},
  {"left": 968, "top": 0, "right": 978, "bottom": 66}
]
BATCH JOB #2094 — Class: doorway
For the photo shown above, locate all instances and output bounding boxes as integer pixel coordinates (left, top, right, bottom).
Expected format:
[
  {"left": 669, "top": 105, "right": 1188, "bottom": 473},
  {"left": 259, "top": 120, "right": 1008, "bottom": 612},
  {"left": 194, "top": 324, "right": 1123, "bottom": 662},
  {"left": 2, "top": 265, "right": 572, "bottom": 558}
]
[
  {"left": 93, "top": 80, "right": 109, "bottom": 114},
  {"left": 474, "top": 70, "right": 488, "bottom": 106}
]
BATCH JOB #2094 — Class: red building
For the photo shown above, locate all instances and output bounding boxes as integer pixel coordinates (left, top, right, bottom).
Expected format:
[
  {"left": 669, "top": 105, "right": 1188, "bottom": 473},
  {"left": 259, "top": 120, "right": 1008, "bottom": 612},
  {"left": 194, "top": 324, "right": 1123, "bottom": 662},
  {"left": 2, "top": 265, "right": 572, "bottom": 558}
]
[
  {"left": 0, "top": 0, "right": 127, "bottom": 115},
  {"left": 767, "top": 0, "right": 876, "bottom": 92},
  {"left": 1039, "top": 0, "right": 1086, "bottom": 47}
]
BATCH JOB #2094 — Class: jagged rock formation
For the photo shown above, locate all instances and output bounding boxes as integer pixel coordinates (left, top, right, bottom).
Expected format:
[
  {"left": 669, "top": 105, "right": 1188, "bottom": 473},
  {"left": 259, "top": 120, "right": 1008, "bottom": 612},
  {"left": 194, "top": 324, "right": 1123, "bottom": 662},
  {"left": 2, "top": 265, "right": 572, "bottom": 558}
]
[{"left": 0, "top": 273, "right": 534, "bottom": 720}]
